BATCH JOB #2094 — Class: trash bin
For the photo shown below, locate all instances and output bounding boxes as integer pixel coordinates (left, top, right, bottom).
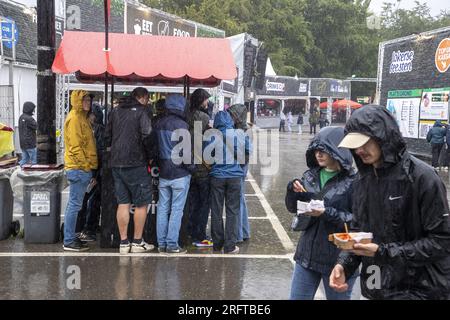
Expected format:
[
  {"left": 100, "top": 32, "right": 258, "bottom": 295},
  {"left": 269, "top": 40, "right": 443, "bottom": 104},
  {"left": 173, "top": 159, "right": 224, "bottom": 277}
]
[
  {"left": 0, "top": 164, "right": 20, "bottom": 240},
  {"left": 23, "top": 179, "right": 61, "bottom": 243},
  {"left": 11, "top": 165, "right": 65, "bottom": 244}
]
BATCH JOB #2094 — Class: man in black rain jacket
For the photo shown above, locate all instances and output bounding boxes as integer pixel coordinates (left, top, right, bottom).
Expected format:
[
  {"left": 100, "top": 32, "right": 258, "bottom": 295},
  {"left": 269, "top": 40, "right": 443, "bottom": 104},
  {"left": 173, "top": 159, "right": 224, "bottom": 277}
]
[{"left": 330, "top": 105, "right": 450, "bottom": 300}]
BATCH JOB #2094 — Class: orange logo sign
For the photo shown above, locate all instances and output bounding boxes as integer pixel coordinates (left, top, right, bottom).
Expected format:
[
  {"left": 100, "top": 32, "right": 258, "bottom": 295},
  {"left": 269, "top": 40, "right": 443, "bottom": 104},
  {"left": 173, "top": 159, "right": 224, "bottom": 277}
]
[{"left": 436, "top": 38, "right": 450, "bottom": 73}]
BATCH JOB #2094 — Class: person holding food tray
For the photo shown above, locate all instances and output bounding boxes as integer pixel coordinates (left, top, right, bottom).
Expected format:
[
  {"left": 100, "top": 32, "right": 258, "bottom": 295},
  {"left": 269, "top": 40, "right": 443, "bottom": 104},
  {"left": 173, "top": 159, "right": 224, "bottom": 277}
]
[
  {"left": 330, "top": 105, "right": 450, "bottom": 300},
  {"left": 285, "top": 126, "right": 358, "bottom": 300}
]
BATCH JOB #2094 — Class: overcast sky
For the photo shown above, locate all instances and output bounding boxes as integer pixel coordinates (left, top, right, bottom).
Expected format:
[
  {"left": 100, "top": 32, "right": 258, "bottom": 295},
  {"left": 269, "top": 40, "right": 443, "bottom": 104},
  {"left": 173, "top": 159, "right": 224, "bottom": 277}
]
[
  {"left": 11, "top": 0, "right": 450, "bottom": 17},
  {"left": 11, "top": 0, "right": 36, "bottom": 7},
  {"left": 369, "top": 0, "right": 449, "bottom": 17}
]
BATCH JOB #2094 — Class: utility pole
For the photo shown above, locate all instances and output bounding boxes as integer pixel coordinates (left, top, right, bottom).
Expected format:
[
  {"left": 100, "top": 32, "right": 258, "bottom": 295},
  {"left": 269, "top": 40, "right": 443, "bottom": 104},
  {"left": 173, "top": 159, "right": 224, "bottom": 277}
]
[{"left": 37, "top": 0, "right": 56, "bottom": 164}]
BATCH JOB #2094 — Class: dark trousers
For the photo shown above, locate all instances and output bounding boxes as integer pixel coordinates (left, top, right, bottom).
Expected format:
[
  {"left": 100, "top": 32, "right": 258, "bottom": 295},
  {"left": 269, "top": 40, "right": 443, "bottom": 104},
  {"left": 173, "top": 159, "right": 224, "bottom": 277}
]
[
  {"left": 76, "top": 179, "right": 101, "bottom": 234},
  {"left": 431, "top": 143, "right": 444, "bottom": 168},
  {"left": 188, "top": 176, "right": 211, "bottom": 242},
  {"left": 446, "top": 147, "right": 450, "bottom": 167},
  {"left": 279, "top": 120, "right": 286, "bottom": 132},
  {"left": 310, "top": 123, "right": 317, "bottom": 135},
  {"left": 210, "top": 177, "right": 241, "bottom": 253}
]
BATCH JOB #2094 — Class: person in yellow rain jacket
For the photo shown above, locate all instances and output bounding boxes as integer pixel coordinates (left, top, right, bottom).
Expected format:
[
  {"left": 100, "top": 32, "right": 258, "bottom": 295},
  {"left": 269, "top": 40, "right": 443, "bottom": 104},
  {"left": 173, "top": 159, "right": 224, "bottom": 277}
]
[
  {"left": 0, "top": 123, "right": 15, "bottom": 159},
  {"left": 63, "top": 90, "right": 98, "bottom": 252}
]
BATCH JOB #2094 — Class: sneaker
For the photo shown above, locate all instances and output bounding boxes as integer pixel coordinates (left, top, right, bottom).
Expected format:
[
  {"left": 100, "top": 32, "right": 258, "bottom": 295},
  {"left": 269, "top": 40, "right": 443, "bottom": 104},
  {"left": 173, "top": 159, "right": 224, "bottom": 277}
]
[
  {"left": 120, "top": 242, "right": 131, "bottom": 254},
  {"left": 158, "top": 246, "right": 166, "bottom": 253},
  {"left": 225, "top": 246, "right": 240, "bottom": 254},
  {"left": 78, "top": 232, "right": 96, "bottom": 242},
  {"left": 193, "top": 239, "right": 213, "bottom": 247},
  {"left": 130, "top": 241, "right": 154, "bottom": 253},
  {"left": 63, "top": 239, "right": 89, "bottom": 252},
  {"left": 166, "top": 247, "right": 187, "bottom": 254},
  {"left": 445, "top": 167, "right": 449, "bottom": 171}
]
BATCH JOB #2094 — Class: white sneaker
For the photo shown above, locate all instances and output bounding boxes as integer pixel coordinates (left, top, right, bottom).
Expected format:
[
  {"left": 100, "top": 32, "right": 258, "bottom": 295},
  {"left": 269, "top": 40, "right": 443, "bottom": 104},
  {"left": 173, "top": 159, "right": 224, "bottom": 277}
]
[
  {"left": 445, "top": 167, "right": 449, "bottom": 171},
  {"left": 225, "top": 246, "right": 240, "bottom": 254},
  {"left": 130, "top": 241, "right": 154, "bottom": 253},
  {"left": 120, "top": 242, "right": 131, "bottom": 255}
]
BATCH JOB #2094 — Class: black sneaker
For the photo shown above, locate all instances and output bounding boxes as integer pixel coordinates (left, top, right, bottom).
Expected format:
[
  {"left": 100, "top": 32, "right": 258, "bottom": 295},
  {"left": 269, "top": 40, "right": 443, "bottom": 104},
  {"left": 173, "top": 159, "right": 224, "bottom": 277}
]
[
  {"left": 63, "top": 239, "right": 89, "bottom": 252},
  {"left": 225, "top": 246, "right": 240, "bottom": 254},
  {"left": 78, "top": 231, "right": 96, "bottom": 242},
  {"left": 166, "top": 247, "right": 187, "bottom": 254}
]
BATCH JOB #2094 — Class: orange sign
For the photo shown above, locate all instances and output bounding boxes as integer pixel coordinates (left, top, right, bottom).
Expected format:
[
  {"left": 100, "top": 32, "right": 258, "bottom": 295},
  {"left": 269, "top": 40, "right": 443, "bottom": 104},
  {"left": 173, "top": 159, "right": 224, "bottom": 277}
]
[{"left": 435, "top": 38, "right": 450, "bottom": 73}]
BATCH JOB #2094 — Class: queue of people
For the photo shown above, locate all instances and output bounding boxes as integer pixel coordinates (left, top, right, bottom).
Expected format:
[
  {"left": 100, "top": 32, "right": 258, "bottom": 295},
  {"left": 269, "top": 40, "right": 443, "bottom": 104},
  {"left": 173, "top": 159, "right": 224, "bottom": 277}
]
[{"left": 61, "top": 88, "right": 251, "bottom": 255}]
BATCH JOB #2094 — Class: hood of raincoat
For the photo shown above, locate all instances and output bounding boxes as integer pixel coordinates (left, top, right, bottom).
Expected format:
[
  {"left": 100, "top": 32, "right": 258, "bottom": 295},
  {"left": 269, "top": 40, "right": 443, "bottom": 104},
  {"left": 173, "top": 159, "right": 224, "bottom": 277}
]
[
  {"left": 306, "top": 126, "right": 353, "bottom": 172},
  {"left": 23, "top": 102, "right": 36, "bottom": 115},
  {"left": 227, "top": 104, "right": 248, "bottom": 130},
  {"left": 165, "top": 94, "right": 187, "bottom": 119},
  {"left": 91, "top": 103, "right": 104, "bottom": 125},
  {"left": 213, "top": 110, "right": 234, "bottom": 131},
  {"left": 210, "top": 111, "right": 245, "bottom": 179},
  {"left": 70, "top": 90, "right": 89, "bottom": 112},
  {"left": 434, "top": 120, "right": 444, "bottom": 127},
  {"left": 344, "top": 105, "right": 406, "bottom": 172}
]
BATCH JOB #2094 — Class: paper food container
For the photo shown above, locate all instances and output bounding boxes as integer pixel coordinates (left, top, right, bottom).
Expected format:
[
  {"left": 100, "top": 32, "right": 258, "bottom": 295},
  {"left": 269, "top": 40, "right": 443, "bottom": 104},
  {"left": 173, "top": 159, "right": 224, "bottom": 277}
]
[
  {"left": 328, "top": 232, "right": 373, "bottom": 250},
  {"left": 297, "top": 201, "right": 309, "bottom": 214}
]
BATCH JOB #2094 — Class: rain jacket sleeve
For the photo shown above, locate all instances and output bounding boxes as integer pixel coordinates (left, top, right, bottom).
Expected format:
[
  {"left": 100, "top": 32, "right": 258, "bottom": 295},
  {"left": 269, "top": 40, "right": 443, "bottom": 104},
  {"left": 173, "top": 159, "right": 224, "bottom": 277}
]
[
  {"left": 235, "top": 129, "right": 251, "bottom": 165},
  {"left": 336, "top": 186, "right": 363, "bottom": 279},
  {"left": 285, "top": 178, "right": 319, "bottom": 230},
  {"left": 374, "top": 173, "right": 450, "bottom": 266},
  {"left": 322, "top": 183, "right": 353, "bottom": 226},
  {"left": 64, "top": 116, "right": 89, "bottom": 170},
  {"left": 147, "top": 127, "right": 158, "bottom": 162},
  {"left": 27, "top": 117, "right": 37, "bottom": 131},
  {"left": 140, "top": 112, "right": 153, "bottom": 161},
  {"left": 285, "top": 179, "right": 316, "bottom": 212}
]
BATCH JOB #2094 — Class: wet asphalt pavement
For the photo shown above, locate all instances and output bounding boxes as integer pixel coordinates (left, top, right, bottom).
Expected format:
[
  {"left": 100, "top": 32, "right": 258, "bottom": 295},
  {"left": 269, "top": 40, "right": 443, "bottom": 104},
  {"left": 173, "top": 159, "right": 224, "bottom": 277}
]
[{"left": 1, "top": 126, "right": 448, "bottom": 300}]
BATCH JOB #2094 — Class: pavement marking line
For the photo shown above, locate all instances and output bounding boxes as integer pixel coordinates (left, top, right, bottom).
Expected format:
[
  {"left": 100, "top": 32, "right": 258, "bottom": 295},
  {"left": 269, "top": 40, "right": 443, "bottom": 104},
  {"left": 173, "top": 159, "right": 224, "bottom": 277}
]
[
  {"left": 0, "top": 252, "right": 293, "bottom": 259},
  {"left": 247, "top": 171, "right": 295, "bottom": 252},
  {"left": 245, "top": 194, "right": 262, "bottom": 197}
]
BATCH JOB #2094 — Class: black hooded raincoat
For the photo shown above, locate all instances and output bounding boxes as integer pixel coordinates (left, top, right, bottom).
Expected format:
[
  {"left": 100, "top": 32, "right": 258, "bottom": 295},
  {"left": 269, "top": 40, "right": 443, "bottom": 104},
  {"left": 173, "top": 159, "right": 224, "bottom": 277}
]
[
  {"left": 337, "top": 105, "right": 450, "bottom": 300},
  {"left": 285, "top": 126, "right": 356, "bottom": 275}
]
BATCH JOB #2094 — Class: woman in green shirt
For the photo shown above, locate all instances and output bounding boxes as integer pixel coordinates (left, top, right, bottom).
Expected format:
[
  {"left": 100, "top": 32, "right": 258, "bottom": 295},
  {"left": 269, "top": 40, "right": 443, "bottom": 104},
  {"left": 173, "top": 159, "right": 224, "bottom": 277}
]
[{"left": 285, "top": 126, "right": 358, "bottom": 300}]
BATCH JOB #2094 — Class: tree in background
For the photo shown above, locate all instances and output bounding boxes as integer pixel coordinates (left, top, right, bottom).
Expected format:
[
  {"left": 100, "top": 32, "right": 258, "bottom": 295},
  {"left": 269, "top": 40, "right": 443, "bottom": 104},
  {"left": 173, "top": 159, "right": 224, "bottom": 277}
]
[
  {"left": 303, "top": 0, "right": 379, "bottom": 78},
  {"left": 380, "top": 1, "right": 450, "bottom": 39},
  {"left": 141, "top": 0, "right": 450, "bottom": 78}
]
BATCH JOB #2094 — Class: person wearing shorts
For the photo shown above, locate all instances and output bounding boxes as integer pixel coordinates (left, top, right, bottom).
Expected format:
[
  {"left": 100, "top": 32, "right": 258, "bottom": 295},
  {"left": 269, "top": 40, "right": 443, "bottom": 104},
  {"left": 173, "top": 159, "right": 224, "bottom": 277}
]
[{"left": 105, "top": 87, "right": 154, "bottom": 254}]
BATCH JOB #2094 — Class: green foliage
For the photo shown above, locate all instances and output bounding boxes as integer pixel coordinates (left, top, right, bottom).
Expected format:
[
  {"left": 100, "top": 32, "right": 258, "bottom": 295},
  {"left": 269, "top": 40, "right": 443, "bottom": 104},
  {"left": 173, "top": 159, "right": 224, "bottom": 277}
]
[
  {"left": 379, "top": 0, "right": 449, "bottom": 39},
  {"left": 91, "top": 0, "right": 124, "bottom": 16},
  {"left": 141, "top": 0, "right": 450, "bottom": 78}
]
